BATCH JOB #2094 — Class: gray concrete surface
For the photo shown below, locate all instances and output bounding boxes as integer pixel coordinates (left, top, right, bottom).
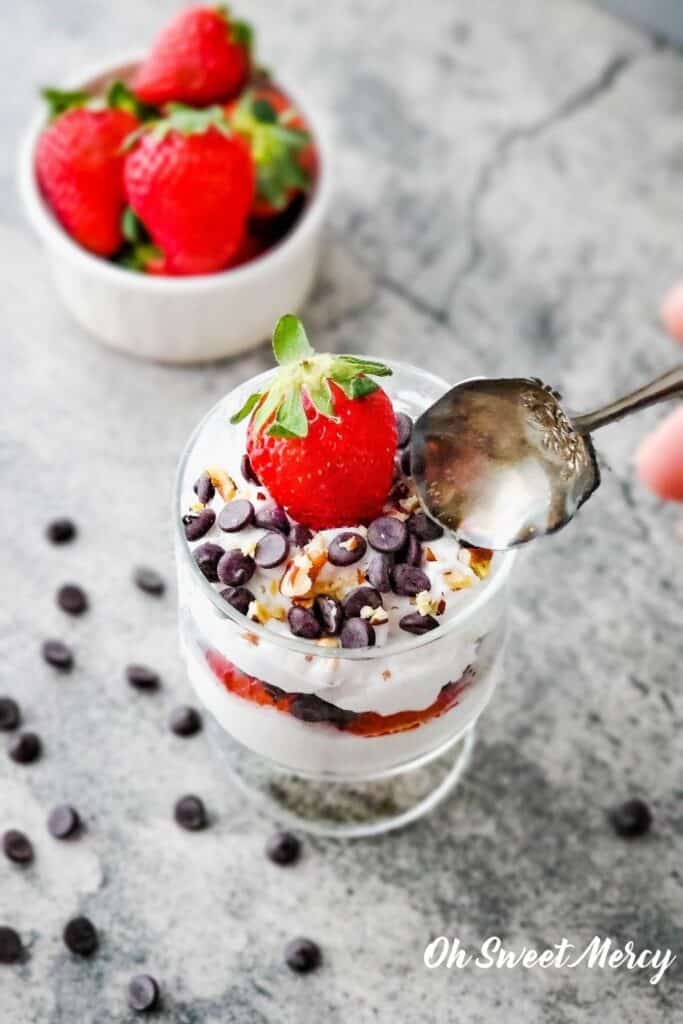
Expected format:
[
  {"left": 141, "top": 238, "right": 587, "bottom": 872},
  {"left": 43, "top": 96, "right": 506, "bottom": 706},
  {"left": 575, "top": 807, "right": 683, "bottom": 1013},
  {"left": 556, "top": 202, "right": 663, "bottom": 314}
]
[{"left": 2, "top": 1, "right": 682, "bottom": 1021}]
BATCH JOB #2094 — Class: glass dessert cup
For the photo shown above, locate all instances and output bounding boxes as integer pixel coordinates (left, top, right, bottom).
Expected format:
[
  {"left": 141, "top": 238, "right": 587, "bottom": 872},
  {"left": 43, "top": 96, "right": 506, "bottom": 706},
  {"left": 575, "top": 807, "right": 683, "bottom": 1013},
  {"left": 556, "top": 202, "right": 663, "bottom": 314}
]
[{"left": 174, "top": 361, "right": 516, "bottom": 837}]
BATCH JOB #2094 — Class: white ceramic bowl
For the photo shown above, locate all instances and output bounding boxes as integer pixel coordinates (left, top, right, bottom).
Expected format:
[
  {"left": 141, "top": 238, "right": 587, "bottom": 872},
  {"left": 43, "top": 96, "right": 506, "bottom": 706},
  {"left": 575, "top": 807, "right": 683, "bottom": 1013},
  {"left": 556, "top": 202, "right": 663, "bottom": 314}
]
[{"left": 18, "top": 54, "right": 333, "bottom": 363}]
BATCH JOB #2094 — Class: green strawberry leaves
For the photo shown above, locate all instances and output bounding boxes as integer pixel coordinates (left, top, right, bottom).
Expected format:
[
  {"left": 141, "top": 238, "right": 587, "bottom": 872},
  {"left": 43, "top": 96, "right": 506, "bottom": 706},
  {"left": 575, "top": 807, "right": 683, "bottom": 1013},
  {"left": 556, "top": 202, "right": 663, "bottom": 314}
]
[
  {"left": 106, "top": 81, "right": 158, "bottom": 121},
  {"left": 41, "top": 88, "right": 90, "bottom": 119},
  {"left": 230, "top": 315, "right": 392, "bottom": 439}
]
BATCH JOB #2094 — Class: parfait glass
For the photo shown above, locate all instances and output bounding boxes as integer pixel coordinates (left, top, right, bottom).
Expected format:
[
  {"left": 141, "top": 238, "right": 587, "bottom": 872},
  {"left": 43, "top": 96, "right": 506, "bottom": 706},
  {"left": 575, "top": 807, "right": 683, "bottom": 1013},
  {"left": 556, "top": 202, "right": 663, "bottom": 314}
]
[{"left": 175, "top": 361, "right": 516, "bottom": 837}]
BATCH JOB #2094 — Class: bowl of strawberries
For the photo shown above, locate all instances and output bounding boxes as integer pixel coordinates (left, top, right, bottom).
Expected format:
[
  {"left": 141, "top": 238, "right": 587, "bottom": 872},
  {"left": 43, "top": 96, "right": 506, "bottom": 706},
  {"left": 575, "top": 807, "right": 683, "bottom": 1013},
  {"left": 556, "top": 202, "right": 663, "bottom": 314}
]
[{"left": 19, "top": 5, "right": 332, "bottom": 363}]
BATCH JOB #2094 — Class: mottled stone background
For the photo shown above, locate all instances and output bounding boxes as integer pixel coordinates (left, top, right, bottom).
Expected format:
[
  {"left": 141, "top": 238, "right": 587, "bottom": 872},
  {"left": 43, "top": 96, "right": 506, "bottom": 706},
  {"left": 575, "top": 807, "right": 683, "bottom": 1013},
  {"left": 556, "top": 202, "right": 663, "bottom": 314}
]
[{"left": 2, "top": 1, "right": 682, "bottom": 1021}]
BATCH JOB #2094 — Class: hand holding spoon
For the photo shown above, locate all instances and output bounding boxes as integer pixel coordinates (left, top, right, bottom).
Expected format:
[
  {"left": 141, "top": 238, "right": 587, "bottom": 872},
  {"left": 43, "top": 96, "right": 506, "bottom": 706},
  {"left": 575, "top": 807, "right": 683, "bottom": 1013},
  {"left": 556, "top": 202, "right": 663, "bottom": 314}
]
[{"left": 411, "top": 366, "right": 683, "bottom": 550}]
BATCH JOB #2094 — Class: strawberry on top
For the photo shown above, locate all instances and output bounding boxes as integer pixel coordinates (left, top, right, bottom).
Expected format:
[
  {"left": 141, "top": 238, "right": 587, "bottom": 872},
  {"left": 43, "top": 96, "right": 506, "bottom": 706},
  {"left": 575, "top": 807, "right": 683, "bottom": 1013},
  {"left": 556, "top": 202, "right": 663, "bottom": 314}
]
[{"left": 232, "top": 316, "right": 398, "bottom": 529}]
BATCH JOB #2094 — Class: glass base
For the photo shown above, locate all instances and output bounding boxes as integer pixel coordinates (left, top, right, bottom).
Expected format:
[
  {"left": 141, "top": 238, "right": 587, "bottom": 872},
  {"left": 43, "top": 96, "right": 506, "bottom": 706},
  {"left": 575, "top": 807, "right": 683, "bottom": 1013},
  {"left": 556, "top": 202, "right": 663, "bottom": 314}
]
[{"left": 206, "top": 717, "right": 476, "bottom": 838}]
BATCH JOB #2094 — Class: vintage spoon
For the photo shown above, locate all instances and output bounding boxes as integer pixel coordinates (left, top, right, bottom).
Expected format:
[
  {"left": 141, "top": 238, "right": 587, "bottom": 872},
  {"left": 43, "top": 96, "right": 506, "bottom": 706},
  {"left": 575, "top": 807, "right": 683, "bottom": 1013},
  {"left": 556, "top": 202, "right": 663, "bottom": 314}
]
[{"left": 411, "top": 366, "right": 683, "bottom": 550}]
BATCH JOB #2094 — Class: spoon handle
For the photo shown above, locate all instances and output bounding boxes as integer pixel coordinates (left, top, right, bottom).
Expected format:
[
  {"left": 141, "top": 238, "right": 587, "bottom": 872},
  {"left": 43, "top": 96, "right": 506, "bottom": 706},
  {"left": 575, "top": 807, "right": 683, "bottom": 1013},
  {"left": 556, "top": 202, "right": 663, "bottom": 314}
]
[{"left": 572, "top": 365, "right": 683, "bottom": 435}]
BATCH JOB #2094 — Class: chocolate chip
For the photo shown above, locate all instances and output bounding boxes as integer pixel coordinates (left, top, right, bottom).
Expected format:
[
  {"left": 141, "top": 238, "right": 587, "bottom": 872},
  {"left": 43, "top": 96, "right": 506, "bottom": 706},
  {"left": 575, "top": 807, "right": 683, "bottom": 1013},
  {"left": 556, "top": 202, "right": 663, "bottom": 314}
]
[
  {"left": 174, "top": 795, "right": 207, "bottom": 831},
  {"left": 340, "top": 618, "right": 376, "bottom": 648},
  {"left": 254, "top": 504, "right": 290, "bottom": 534},
  {"left": 133, "top": 567, "right": 165, "bottom": 595},
  {"left": 183, "top": 508, "right": 216, "bottom": 541},
  {"left": 313, "top": 595, "right": 343, "bottom": 635},
  {"left": 408, "top": 511, "right": 444, "bottom": 541},
  {"left": 47, "top": 804, "right": 80, "bottom": 839},
  {"left": 125, "top": 665, "right": 160, "bottom": 691},
  {"left": 265, "top": 830, "right": 301, "bottom": 866},
  {"left": 63, "top": 916, "right": 98, "bottom": 957},
  {"left": 367, "top": 516, "right": 408, "bottom": 554},
  {"left": 128, "top": 974, "right": 160, "bottom": 1013},
  {"left": 608, "top": 799, "right": 653, "bottom": 838},
  {"left": 2, "top": 830, "right": 34, "bottom": 864},
  {"left": 220, "top": 586, "right": 254, "bottom": 616},
  {"left": 366, "top": 553, "right": 392, "bottom": 593},
  {"left": 194, "top": 542, "right": 224, "bottom": 581},
  {"left": 169, "top": 706, "right": 202, "bottom": 737},
  {"left": 218, "top": 499, "right": 254, "bottom": 532},
  {"left": 193, "top": 471, "right": 215, "bottom": 504},
  {"left": 255, "top": 531, "right": 289, "bottom": 568},
  {"left": 241, "top": 453, "right": 260, "bottom": 485},
  {"left": 289, "top": 695, "right": 356, "bottom": 727},
  {"left": 8, "top": 732, "right": 41, "bottom": 764},
  {"left": 391, "top": 564, "right": 430, "bottom": 597},
  {"left": 291, "top": 523, "right": 313, "bottom": 547},
  {"left": 217, "top": 549, "right": 255, "bottom": 587},
  {"left": 0, "top": 926, "right": 22, "bottom": 964},
  {"left": 42, "top": 639, "right": 74, "bottom": 671},
  {"left": 285, "top": 937, "right": 322, "bottom": 973},
  {"left": 288, "top": 606, "right": 322, "bottom": 640},
  {"left": 46, "top": 518, "right": 76, "bottom": 544},
  {"left": 341, "top": 586, "right": 382, "bottom": 620},
  {"left": 399, "top": 612, "right": 439, "bottom": 635},
  {"left": 395, "top": 412, "right": 413, "bottom": 448},
  {"left": 56, "top": 584, "right": 88, "bottom": 616},
  {"left": 395, "top": 533, "right": 422, "bottom": 567},
  {"left": 328, "top": 531, "right": 367, "bottom": 567},
  {"left": 0, "top": 698, "right": 20, "bottom": 731}
]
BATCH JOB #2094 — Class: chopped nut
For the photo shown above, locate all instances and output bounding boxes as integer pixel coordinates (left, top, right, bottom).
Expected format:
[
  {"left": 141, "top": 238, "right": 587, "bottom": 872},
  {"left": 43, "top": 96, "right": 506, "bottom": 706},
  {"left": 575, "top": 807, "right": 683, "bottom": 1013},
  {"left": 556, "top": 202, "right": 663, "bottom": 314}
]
[
  {"left": 280, "top": 558, "right": 314, "bottom": 599},
  {"left": 425, "top": 547, "right": 437, "bottom": 562},
  {"left": 416, "top": 590, "right": 440, "bottom": 616},
  {"left": 190, "top": 501, "right": 205, "bottom": 512},
  {"left": 305, "top": 654, "right": 313, "bottom": 663},
  {"left": 339, "top": 535, "right": 359, "bottom": 552},
  {"left": 359, "top": 605, "right": 375, "bottom": 620},
  {"left": 399, "top": 495, "right": 420, "bottom": 513},
  {"left": 386, "top": 508, "right": 409, "bottom": 521},
  {"left": 443, "top": 569, "right": 473, "bottom": 592},
  {"left": 316, "top": 637, "right": 340, "bottom": 649},
  {"left": 457, "top": 548, "right": 472, "bottom": 566},
  {"left": 241, "top": 537, "right": 258, "bottom": 557},
  {"left": 437, "top": 597, "right": 447, "bottom": 615},
  {"left": 268, "top": 579, "right": 279, "bottom": 597},
  {"left": 368, "top": 606, "right": 389, "bottom": 625},
  {"left": 207, "top": 466, "right": 237, "bottom": 502},
  {"left": 382, "top": 670, "right": 392, "bottom": 681},
  {"left": 247, "top": 600, "right": 285, "bottom": 624},
  {"left": 469, "top": 547, "right": 493, "bottom": 580},
  {"left": 242, "top": 631, "right": 260, "bottom": 646}
]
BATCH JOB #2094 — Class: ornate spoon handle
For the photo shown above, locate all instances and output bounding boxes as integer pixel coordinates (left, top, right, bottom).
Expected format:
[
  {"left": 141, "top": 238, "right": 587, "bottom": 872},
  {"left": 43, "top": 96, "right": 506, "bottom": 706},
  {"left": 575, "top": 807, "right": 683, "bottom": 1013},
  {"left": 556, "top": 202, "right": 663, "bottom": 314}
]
[{"left": 572, "top": 366, "right": 683, "bottom": 435}]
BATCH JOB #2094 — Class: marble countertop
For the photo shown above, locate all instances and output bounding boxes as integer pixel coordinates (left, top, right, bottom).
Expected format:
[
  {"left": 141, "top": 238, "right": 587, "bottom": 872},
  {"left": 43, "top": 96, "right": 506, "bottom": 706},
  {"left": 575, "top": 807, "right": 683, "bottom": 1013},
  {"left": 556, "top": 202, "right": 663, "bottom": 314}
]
[{"left": 2, "top": 1, "right": 682, "bottom": 1020}]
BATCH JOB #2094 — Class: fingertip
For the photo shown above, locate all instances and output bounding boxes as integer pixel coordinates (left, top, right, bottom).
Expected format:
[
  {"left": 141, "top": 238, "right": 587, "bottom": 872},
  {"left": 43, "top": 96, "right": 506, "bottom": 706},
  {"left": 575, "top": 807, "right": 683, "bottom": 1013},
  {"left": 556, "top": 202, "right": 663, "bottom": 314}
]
[
  {"left": 636, "top": 407, "right": 683, "bottom": 501},
  {"left": 660, "top": 283, "right": 683, "bottom": 344}
]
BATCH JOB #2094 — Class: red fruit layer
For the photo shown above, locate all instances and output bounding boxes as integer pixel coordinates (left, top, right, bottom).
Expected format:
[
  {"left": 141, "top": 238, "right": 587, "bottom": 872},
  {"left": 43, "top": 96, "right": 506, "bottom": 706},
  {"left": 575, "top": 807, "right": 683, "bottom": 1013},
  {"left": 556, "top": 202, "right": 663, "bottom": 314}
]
[{"left": 206, "top": 648, "right": 475, "bottom": 738}]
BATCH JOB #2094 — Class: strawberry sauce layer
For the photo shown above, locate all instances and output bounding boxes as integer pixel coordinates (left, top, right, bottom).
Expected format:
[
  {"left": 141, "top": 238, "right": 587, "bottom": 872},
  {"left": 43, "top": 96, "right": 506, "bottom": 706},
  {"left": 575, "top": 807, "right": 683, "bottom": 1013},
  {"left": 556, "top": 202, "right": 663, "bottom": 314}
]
[{"left": 206, "top": 649, "right": 475, "bottom": 738}]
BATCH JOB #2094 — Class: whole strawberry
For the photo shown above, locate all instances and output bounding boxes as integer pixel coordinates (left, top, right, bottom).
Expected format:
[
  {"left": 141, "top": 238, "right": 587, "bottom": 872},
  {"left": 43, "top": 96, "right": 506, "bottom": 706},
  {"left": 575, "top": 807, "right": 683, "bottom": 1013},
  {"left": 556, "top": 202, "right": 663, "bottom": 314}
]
[
  {"left": 134, "top": 6, "right": 251, "bottom": 107},
  {"left": 226, "top": 85, "right": 317, "bottom": 218},
  {"left": 124, "top": 106, "right": 254, "bottom": 276},
  {"left": 36, "top": 100, "right": 138, "bottom": 256},
  {"left": 232, "top": 316, "right": 397, "bottom": 529}
]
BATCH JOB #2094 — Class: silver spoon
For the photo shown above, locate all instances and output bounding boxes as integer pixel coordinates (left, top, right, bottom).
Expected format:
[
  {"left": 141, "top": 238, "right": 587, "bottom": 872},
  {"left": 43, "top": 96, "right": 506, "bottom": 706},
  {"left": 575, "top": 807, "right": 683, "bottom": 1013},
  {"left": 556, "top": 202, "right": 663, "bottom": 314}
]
[{"left": 411, "top": 366, "right": 683, "bottom": 550}]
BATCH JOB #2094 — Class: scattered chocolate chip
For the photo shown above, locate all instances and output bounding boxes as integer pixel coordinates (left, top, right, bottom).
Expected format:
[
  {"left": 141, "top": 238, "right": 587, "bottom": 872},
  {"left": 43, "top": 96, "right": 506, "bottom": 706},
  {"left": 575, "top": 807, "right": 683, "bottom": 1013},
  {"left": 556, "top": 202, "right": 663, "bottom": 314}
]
[
  {"left": 289, "top": 694, "right": 356, "bottom": 727},
  {"left": 194, "top": 542, "right": 224, "bottom": 581},
  {"left": 254, "top": 504, "right": 290, "bottom": 534},
  {"left": 220, "top": 586, "right": 254, "bottom": 616},
  {"left": 285, "top": 937, "right": 322, "bottom": 973},
  {"left": 174, "top": 795, "right": 207, "bottom": 831},
  {"left": 395, "top": 412, "right": 413, "bottom": 448},
  {"left": 288, "top": 606, "right": 322, "bottom": 640},
  {"left": 169, "top": 706, "right": 202, "bottom": 737},
  {"left": 341, "top": 586, "right": 382, "bottom": 620},
  {"left": 193, "top": 471, "right": 215, "bottom": 504},
  {"left": 2, "top": 830, "right": 34, "bottom": 864},
  {"left": 125, "top": 665, "right": 160, "bottom": 691},
  {"left": 340, "top": 618, "right": 376, "bottom": 648},
  {"left": 8, "top": 732, "right": 41, "bottom": 764},
  {"left": 266, "top": 830, "right": 301, "bottom": 865},
  {"left": 47, "top": 804, "right": 80, "bottom": 839},
  {"left": 217, "top": 549, "right": 255, "bottom": 587},
  {"left": 328, "top": 531, "right": 367, "bottom": 567},
  {"left": 133, "top": 567, "right": 165, "bottom": 595},
  {"left": 183, "top": 508, "right": 216, "bottom": 541},
  {"left": 255, "top": 531, "right": 289, "bottom": 568},
  {"left": 367, "top": 516, "right": 408, "bottom": 554},
  {"left": 128, "top": 974, "right": 160, "bottom": 1013},
  {"left": 395, "top": 533, "right": 422, "bottom": 567},
  {"left": 391, "top": 564, "right": 430, "bottom": 597},
  {"left": 408, "top": 511, "right": 444, "bottom": 541},
  {"left": 313, "top": 595, "right": 343, "bottom": 635},
  {"left": 63, "top": 916, "right": 98, "bottom": 957},
  {"left": 399, "top": 612, "right": 439, "bottom": 635},
  {"left": 56, "top": 584, "right": 88, "bottom": 616},
  {"left": 42, "top": 639, "right": 74, "bottom": 671},
  {"left": 291, "top": 523, "right": 313, "bottom": 547},
  {"left": 240, "top": 453, "right": 260, "bottom": 486},
  {"left": 218, "top": 499, "right": 254, "bottom": 532},
  {"left": 46, "top": 518, "right": 76, "bottom": 544},
  {"left": 0, "top": 927, "right": 23, "bottom": 964},
  {"left": 367, "top": 553, "right": 392, "bottom": 592},
  {"left": 609, "top": 799, "right": 653, "bottom": 838},
  {"left": 0, "top": 698, "right": 20, "bottom": 731}
]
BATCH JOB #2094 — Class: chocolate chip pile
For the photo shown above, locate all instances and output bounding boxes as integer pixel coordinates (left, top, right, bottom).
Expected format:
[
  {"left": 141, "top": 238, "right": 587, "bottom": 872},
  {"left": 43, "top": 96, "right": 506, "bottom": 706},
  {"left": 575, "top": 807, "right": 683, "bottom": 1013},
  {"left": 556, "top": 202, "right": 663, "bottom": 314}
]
[{"left": 1, "top": 517, "right": 321, "bottom": 1001}]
